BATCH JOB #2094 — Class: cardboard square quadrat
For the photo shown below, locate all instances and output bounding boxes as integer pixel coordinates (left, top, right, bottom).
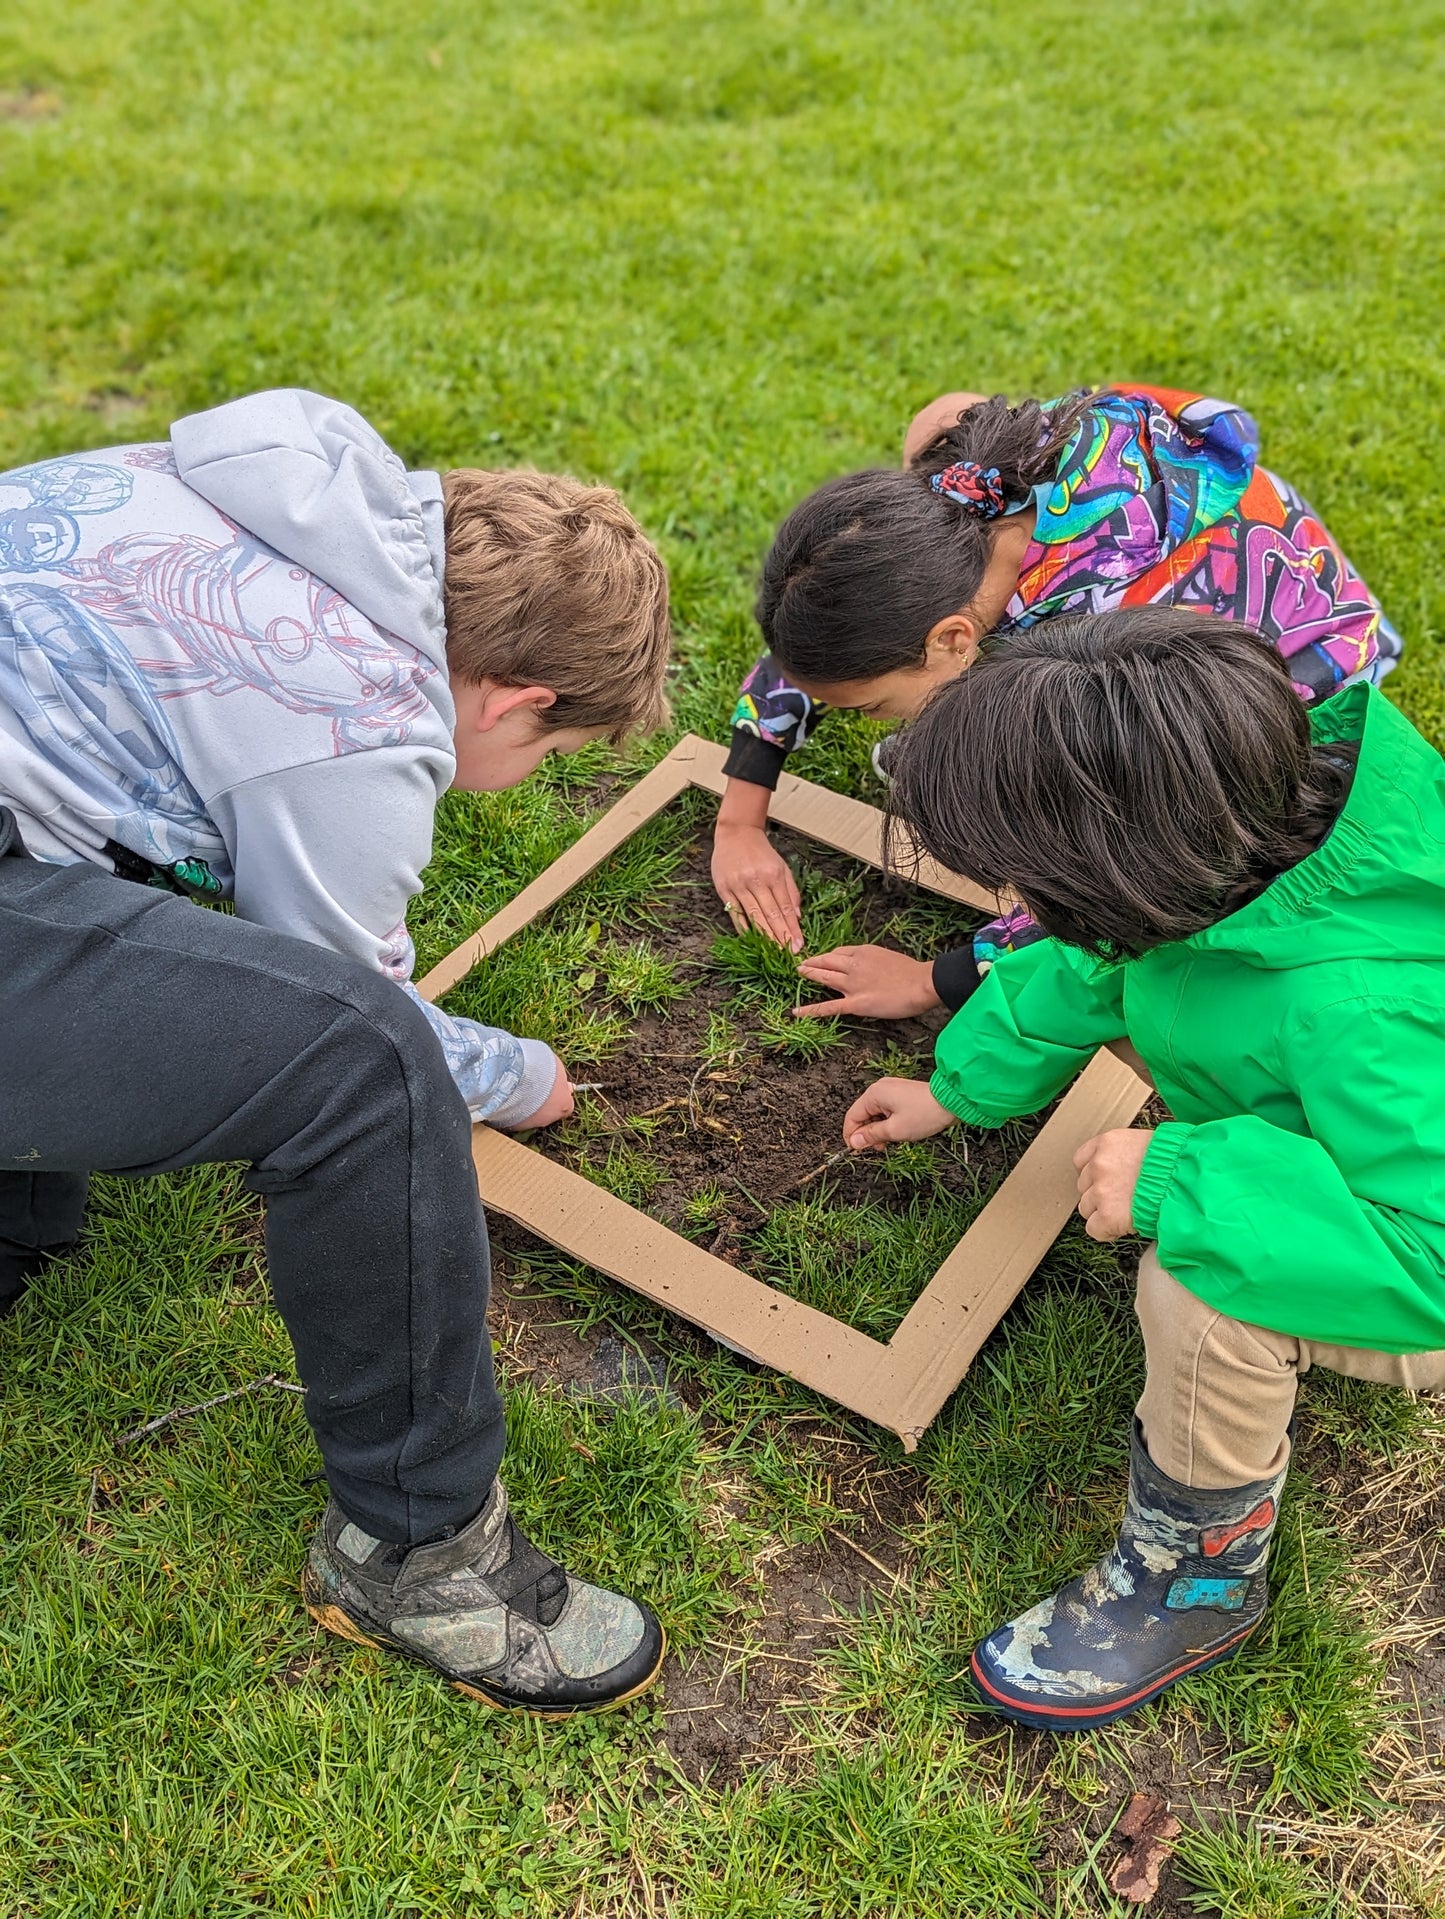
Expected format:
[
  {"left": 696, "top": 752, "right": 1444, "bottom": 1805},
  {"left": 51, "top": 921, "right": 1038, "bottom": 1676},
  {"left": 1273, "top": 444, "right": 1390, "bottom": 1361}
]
[{"left": 418, "top": 735, "right": 1149, "bottom": 1449}]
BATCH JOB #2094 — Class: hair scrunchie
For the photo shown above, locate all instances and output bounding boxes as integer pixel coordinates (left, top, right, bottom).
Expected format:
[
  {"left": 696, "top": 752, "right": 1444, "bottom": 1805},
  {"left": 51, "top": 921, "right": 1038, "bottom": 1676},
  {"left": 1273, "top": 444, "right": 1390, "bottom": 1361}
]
[{"left": 930, "top": 461, "right": 1007, "bottom": 519}]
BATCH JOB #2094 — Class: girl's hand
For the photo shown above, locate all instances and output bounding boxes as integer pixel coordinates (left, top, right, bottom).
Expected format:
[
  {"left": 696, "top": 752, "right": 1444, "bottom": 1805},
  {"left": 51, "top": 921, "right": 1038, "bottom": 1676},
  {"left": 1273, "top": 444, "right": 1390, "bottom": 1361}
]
[
  {"left": 711, "top": 823, "right": 804, "bottom": 951},
  {"left": 514, "top": 1060, "right": 575, "bottom": 1132},
  {"left": 1073, "top": 1128, "right": 1154, "bottom": 1240},
  {"left": 843, "top": 1077, "right": 957, "bottom": 1151},
  {"left": 796, "top": 945, "right": 942, "bottom": 1020}
]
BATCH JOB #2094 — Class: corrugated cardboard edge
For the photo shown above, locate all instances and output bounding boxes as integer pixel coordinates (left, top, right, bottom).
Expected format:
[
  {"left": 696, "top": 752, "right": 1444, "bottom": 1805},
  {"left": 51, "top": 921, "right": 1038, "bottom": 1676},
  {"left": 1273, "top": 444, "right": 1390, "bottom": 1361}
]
[
  {"left": 880, "top": 1048, "right": 1149, "bottom": 1442},
  {"left": 471, "top": 1126, "right": 903, "bottom": 1431},
  {"left": 417, "top": 735, "right": 996, "bottom": 1001},
  {"left": 422, "top": 733, "right": 1150, "bottom": 1445},
  {"left": 671, "top": 735, "right": 999, "bottom": 913},
  {"left": 473, "top": 1048, "right": 1147, "bottom": 1445}
]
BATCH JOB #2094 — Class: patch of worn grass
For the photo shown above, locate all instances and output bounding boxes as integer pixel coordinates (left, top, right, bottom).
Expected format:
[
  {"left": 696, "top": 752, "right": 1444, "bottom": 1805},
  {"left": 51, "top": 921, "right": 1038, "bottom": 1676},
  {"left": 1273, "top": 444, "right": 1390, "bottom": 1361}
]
[{"left": 435, "top": 792, "right": 709, "bottom": 1060}]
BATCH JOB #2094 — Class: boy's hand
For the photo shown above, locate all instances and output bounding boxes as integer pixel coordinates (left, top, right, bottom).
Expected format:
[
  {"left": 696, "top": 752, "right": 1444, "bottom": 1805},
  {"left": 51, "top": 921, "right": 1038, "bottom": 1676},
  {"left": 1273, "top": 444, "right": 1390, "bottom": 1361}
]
[
  {"left": 797, "top": 945, "right": 942, "bottom": 1020},
  {"left": 514, "top": 1060, "right": 575, "bottom": 1131},
  {"left": 843, "top": 1077, "right": 957, "bottom": 1151},
  {"left": 711, "top": 823, "right": 804, "bottom": 951},
  {"left": 1073, "top": 1128, "right": 1154, "bottom": 1240}
]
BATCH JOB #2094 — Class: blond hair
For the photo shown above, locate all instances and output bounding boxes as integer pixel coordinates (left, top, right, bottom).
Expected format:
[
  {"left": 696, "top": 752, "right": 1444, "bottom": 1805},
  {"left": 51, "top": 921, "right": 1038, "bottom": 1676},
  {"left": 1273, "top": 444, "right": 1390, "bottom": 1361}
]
[{"left": 440, "top": 468, "right": 671, "bottom": 740}]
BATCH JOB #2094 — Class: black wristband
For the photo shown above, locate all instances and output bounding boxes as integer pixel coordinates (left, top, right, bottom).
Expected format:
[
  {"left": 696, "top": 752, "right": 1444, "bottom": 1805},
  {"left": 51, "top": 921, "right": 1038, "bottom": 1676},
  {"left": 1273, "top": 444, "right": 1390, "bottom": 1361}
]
[
  {"left": 931, "top": 946, "right": 982, "bottom": 1014},
  {"left": 721, "top": 728, "right": 789, "bottom": 791}
]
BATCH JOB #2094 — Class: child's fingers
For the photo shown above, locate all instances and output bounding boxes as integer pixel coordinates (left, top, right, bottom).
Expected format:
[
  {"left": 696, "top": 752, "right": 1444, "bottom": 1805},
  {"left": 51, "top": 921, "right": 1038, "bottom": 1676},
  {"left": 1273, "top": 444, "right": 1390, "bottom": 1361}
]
[
  {"left": 794, "top": 994, "right": 854, "bottom": 1019},
  {"left": 797, "top": 960, "right": 850, "bottom": 988},
  {"left": 763, "top": 879, "right": 805, "bottom": 951},
  {"left": 842, "top": 1088, "right": 899, "bottom": 1150},
  {"left": 1083, "top": 1206, "right": 1125, "bottom": 1242},
  {"left": 731, "top": 886, "right": 780, "bottom": 940},
  {"left": 1073, "top": 1134, "right": 1101, "bottom": 1174},
  {"left": 1077, "top": 1181, "right": 1125, "bottom": 1241},
  {"left": 800, "top": 945, "right": 855, "bottom": 974},
  {"left": 735, "top": 882, "right": 800, "bottom": 949}
]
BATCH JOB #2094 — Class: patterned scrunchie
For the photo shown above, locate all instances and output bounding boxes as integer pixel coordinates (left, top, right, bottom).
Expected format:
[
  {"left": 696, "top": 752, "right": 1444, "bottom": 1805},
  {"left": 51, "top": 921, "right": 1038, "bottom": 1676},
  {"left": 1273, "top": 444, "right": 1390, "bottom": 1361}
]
[{"left": 930, "top": 461, "right": 1007, "bottom": 519}]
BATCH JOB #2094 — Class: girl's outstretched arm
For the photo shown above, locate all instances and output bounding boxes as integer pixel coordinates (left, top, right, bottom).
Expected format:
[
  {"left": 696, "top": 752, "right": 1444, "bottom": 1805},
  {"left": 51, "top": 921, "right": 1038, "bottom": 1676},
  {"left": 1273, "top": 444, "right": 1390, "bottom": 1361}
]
[{"left": 710, "top": 776, "right": 804, "bottom": 950}]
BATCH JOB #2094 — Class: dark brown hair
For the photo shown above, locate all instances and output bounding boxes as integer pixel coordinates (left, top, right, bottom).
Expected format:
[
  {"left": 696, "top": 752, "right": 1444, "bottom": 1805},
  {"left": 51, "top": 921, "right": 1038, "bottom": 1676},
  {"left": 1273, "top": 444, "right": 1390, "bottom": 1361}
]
[
  {"left": 441, "top": 467, "right": 671, "bottom": 741},
  {"left": 884, "top": 607, "right": 1354, "bottom": 959},
  {"left": 755, "top": 391, "right": 1091, "bottom": 685}
]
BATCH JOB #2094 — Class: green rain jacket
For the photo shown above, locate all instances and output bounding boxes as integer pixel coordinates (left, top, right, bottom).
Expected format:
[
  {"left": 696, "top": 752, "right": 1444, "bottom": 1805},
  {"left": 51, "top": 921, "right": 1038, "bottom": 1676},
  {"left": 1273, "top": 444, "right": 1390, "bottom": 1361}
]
[{"left": 928, "top": 681, "right": 1445, "bottom": 1354}]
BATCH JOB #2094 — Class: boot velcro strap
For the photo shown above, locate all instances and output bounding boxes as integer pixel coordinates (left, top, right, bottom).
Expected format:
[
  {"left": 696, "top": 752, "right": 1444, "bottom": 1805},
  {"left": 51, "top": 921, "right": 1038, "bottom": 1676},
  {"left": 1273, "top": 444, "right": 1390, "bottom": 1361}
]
[{"left": 486, "top": 1522, "right": 565, "bottom": 1610}]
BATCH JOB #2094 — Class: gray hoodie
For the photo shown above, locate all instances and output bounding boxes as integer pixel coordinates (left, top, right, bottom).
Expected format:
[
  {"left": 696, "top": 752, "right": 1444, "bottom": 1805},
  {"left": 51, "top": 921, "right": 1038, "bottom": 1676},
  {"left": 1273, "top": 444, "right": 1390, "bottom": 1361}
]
[{"left": 0, "top": 388, "right": 558, "bottom": 1125}]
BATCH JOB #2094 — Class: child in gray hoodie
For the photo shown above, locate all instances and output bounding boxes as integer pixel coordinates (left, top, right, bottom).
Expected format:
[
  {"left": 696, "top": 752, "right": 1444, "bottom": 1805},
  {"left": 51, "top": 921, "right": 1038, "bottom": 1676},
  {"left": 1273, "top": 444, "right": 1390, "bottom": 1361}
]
[
  {"left": 0, "top": 391, "right": 673, "bottom": 1713},
  {"left": 0, "top": 387, "right": 669, "bottom": 1126}
]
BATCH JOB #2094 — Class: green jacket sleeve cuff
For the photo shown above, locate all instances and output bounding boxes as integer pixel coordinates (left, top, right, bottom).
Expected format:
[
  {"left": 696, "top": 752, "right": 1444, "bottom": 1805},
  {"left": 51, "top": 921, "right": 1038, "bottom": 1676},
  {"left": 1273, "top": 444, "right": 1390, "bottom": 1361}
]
[
  {"left": 928, "top": 1066, "right": 1012, "bottom": 1129},
  {"left": 1131, "top": 1122, "right": 1196, "bottom": 1238}
]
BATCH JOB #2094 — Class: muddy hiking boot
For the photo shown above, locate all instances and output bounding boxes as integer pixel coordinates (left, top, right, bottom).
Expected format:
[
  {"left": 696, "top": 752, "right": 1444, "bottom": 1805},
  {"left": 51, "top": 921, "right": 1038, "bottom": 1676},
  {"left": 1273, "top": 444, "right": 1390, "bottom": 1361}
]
[
  {"left": 972, "top": 1422, "right": 1284, "bottom": 1731},
  {"left": 303, "top": 1482, "right": 665, "bottom": 1715}
]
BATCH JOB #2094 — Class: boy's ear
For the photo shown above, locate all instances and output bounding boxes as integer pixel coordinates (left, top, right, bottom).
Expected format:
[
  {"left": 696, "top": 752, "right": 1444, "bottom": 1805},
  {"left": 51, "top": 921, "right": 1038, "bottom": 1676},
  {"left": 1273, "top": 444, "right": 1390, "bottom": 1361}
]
[{"left": 471, "top": 682, "right": 559, "bottom": 732}]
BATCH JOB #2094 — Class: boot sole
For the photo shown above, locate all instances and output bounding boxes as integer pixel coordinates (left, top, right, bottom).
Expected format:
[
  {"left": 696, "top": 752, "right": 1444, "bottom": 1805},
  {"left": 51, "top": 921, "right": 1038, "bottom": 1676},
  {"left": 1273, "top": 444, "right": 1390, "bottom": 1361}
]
[
  {"left": 303, "top": 1570, "right": 667, "bottom": 1718},
  {"left": 969, "top": 1618, "right": 1259, "bottom": 1732}
]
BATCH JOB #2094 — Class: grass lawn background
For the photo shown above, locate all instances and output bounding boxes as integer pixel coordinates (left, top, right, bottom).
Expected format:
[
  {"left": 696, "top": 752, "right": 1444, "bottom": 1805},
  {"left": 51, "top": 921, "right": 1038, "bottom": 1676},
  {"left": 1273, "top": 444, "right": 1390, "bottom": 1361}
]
[{"left": 2, "top": 2, "right": 1443, "bottom": 1913}]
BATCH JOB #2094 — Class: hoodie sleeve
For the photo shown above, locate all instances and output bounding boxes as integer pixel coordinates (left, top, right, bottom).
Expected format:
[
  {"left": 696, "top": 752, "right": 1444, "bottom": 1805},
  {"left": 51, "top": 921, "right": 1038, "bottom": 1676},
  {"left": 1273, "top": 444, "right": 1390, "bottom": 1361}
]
[
  {"left": 209, "top": 749, "right": 560, "bottom": 1128},
  {"left": 929, "top": 937, "right": 1128, "bottom": 1125},
  {"left": 170, "top": 388, "right": 447, "bottom": 659},
  {"left": 1131, "top": 991, "right": 1445, "bottom": 1354}
]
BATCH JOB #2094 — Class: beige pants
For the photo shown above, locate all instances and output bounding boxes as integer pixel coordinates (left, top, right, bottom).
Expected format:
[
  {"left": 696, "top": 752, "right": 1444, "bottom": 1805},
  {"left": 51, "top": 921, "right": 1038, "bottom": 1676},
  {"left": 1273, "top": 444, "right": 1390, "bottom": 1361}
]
[{"left": 1135, "top": 1246, "right": 1445, "bottom": 1488}]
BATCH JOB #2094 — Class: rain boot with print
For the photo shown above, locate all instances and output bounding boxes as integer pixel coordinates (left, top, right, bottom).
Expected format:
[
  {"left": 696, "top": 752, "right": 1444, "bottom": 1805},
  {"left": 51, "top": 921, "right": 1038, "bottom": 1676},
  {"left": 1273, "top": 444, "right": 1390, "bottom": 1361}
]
[{"left": 971, "top": 1422, "right": 1283, "bottom": 1731}]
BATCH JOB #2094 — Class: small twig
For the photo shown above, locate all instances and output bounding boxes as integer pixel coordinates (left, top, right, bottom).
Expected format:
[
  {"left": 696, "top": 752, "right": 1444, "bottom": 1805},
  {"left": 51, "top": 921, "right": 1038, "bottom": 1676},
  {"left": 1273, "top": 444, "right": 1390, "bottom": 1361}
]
[
  {"left": 569, "top": 1082, "right": 614, "bottom": 1094},
  {"left": 116, "top": 1373, "right": 306, "bottom": 1448},
  {"left": 686, "top": 1059, "right": 711, "bottom": 1128},
  {"left": 828, "top": 1527, "right": 911, "bottom": 1589},
  {"left": 773, "top": 1150, "right": 851, "bottom": 1200}
]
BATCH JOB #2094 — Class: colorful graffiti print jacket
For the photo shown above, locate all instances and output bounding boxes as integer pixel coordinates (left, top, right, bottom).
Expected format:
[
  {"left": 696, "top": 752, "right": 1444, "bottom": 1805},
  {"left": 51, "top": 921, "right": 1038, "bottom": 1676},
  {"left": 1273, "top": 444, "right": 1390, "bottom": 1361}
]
[
  {"left": 929, "top": 684, "right": 1445, "bottom": 1355},
  {"left": 726, "top": 385, "right": 1402, "bottom": 996},
  {"left": 0, "top": 389, "right": 557, "bottom": 1125}
]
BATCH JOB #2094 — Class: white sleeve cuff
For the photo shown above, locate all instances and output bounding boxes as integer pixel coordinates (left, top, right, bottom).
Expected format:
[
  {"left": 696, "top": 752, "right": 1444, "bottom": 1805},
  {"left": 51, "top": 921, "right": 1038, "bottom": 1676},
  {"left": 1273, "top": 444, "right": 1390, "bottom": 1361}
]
[{"left": 484, "top": 1037, "right": 561, "bottom": 1129}]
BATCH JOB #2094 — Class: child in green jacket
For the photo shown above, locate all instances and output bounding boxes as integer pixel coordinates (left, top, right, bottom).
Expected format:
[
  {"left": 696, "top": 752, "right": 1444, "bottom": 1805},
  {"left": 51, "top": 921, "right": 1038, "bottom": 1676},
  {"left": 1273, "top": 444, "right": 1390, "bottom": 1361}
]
[{"left": 842, "top": 607, "right": 1445, "bottom": 1730}]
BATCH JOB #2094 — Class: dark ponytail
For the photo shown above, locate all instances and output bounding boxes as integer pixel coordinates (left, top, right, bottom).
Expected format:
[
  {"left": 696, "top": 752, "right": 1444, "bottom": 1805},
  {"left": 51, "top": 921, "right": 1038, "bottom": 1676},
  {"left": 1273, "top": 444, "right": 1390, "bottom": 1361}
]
[{"left": 756, "top": 391, "right": 1092, "bottom": 685}]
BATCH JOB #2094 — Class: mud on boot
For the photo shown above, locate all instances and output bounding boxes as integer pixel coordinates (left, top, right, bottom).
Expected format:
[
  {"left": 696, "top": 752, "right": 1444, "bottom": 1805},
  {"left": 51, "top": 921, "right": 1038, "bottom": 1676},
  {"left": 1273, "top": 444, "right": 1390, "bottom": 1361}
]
[
  {"left": 971, "top": 1422, "right": 1284, "bottom": 1732},
  {"left": 303, "top": 1482, "right": 665, "bottom": 1715}
]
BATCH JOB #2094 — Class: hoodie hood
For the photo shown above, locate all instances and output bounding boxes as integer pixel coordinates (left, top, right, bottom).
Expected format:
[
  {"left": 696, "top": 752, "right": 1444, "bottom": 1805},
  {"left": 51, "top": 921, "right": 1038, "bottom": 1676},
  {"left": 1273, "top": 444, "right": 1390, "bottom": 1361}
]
[
  {"left": 171, "top": 388, "right": 451, "bottom": 704},
  {"left": 1184, "top": 682, "right": 1445, "bottom": 970}
]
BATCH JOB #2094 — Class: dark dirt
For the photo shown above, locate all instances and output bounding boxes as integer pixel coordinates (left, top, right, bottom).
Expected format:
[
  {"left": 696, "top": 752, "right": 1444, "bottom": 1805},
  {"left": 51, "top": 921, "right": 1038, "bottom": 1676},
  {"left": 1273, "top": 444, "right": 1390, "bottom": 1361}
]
[{"left": 522, "top": 825, "right": 1024, "bottom": 1261}]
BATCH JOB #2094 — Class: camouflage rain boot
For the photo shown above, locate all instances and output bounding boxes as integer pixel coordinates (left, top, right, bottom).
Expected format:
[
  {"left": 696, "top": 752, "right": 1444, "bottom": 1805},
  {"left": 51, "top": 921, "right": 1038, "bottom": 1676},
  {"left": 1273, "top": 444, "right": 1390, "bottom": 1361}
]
[
  {"left": 303, "top": 1481, "right": 665, "bottom": 1715},
  {"left": 971, "top": 1422, "right": 1283, "bottom": 1732}
]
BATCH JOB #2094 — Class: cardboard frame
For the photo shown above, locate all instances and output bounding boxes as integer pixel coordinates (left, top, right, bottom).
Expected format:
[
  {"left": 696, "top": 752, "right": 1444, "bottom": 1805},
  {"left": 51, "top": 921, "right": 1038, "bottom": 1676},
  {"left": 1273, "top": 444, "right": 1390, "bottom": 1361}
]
[{"left": 418, "top": 735, "right": 1149, "bottom": 1449}]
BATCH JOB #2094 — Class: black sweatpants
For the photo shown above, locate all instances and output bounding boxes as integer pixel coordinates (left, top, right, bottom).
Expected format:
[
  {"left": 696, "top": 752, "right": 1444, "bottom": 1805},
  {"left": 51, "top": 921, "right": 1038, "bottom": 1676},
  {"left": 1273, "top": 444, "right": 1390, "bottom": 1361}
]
[{"left": 0, "top": 809, "right": 505, "bottom": 1545}]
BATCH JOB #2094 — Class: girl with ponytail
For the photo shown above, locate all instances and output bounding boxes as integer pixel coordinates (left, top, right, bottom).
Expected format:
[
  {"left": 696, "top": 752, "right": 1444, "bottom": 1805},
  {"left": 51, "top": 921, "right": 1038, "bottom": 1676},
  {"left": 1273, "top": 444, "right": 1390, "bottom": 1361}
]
[{"left": 713, "top": 384, "right": 1403, "bottom": 1017}]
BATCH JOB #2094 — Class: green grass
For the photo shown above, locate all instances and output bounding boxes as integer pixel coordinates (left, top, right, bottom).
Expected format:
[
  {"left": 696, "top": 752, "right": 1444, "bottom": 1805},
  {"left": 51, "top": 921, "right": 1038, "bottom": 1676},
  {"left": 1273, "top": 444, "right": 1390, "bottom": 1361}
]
[{"left": 4, "top": 0, "right": 1445, "bottom": 1912}]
